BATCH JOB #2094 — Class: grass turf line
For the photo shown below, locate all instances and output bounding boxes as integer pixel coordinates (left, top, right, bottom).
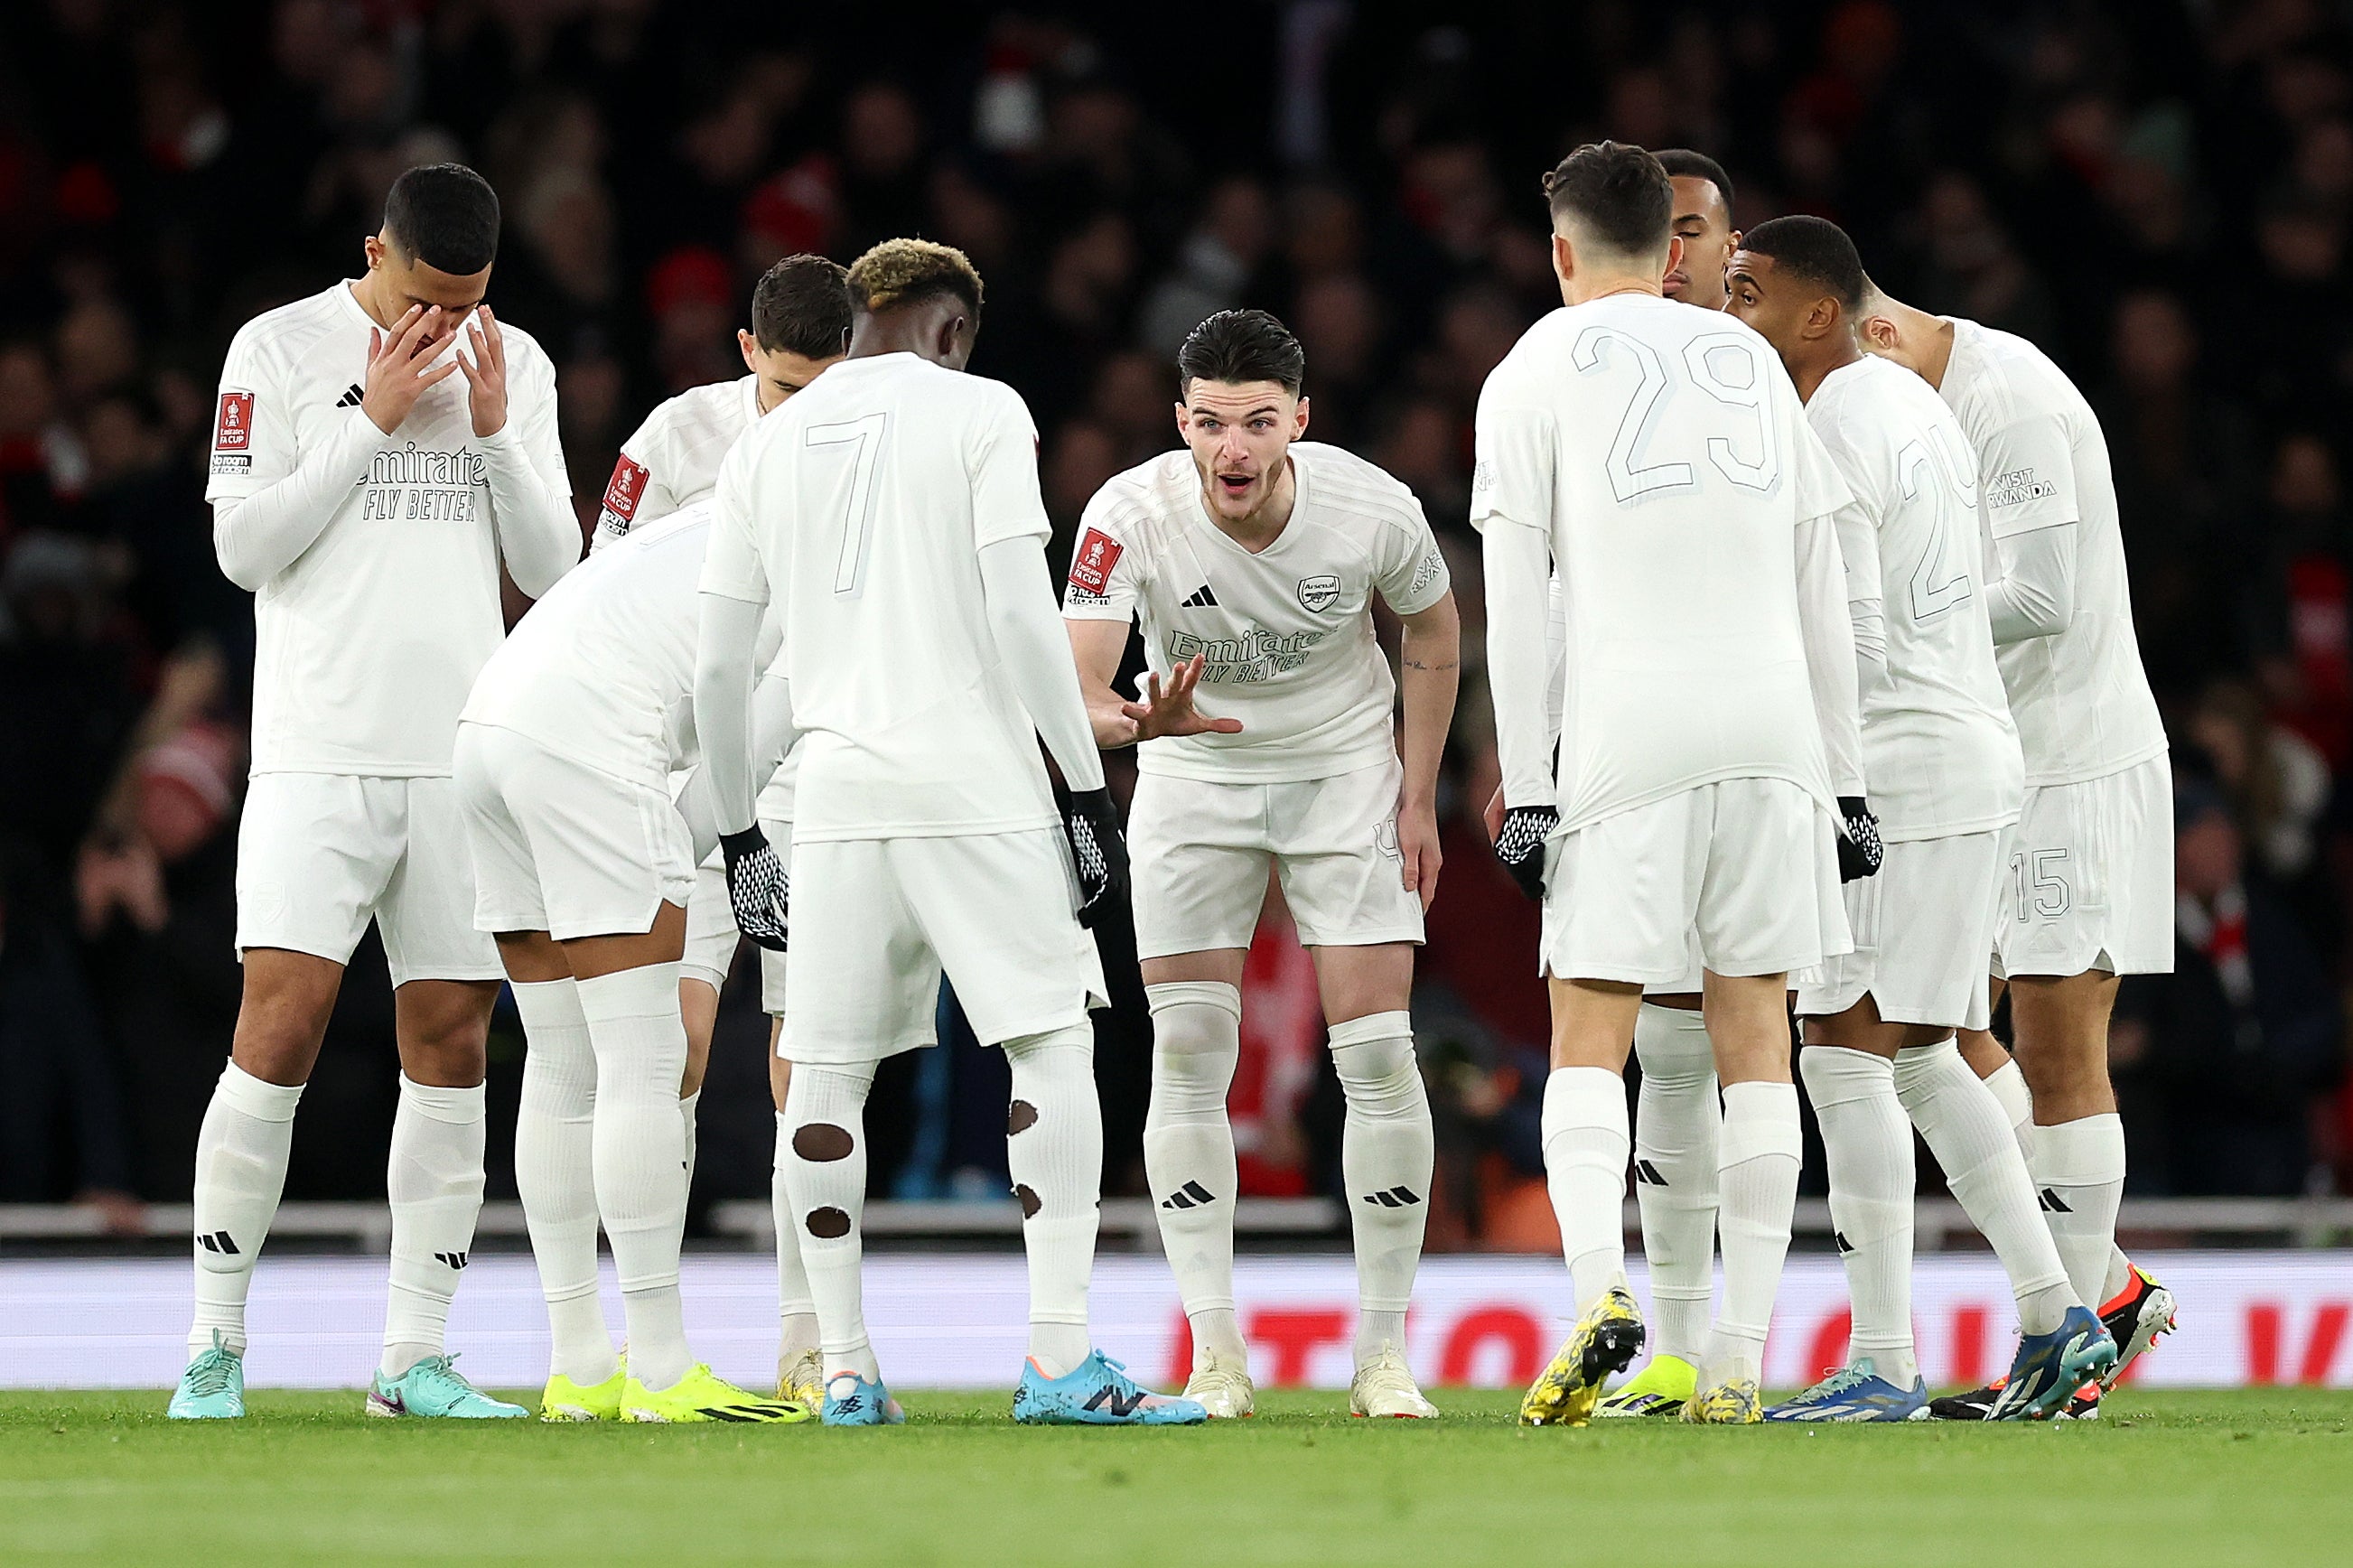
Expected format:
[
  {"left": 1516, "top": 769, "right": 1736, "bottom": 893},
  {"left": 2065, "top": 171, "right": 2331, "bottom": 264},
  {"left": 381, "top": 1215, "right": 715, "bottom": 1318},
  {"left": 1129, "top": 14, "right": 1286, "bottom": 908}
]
[{"left": 3, "top": 1388, "right": 2346, "bottom": 1566}]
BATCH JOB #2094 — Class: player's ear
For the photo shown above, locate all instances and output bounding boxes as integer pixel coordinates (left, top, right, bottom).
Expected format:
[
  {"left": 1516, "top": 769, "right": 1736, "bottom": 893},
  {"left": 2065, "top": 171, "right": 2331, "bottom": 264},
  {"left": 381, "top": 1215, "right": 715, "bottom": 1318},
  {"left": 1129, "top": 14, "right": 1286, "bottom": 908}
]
[
  {"left": 737, "top": 329, "right": 759, "bottom": 372},
  {"left": 363, "top": 232, "right": 387, "bottom": 273},
  {"left": 1663, "top": 233, "right": 1685, "bottom": 285},
  {"left": 1860, "top": 313, "right": 1898, "bottom": 354},
  {"left": 1292, "top": 396, "right": 1311, "bottom": 440},
  {"left": 1550, "top": 231, "right": 1574, "bottom": 290},
  {"left": 1172, "top": 400, "right": 1190, "bottom": 439}
]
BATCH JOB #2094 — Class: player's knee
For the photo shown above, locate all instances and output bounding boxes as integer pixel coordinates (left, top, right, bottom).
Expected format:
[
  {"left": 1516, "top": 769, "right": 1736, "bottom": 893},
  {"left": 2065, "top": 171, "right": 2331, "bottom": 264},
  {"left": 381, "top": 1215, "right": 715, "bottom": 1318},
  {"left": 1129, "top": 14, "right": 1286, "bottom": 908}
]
[
  {"left": 1328, "top": 1012, "right": 1424, "bottom": 1119},
  {"left": 1147, "top": 983, "right": 1241, "bottom": 1111}
]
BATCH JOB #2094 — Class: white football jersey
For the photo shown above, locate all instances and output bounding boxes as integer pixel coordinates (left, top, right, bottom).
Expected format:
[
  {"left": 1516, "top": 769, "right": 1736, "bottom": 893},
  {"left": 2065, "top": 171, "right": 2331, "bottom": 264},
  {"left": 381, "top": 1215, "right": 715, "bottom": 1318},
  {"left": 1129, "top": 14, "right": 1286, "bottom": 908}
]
[
  {"left": 464, "top": 504, "right": 732, "bottom": 788},
  {"left": 208, "top": 281, "right": 567, "bottom": 776},
  {"left": 700, "top": 352, "right": 1060, "bottom": 844},
  {"left": 1471, "top": 295, "right": 1853, "bottom": 831},
  {"left": 593, "top": 375, "right": 759, "bottom": 552},
  {"left": 1061, "top": 443, "right": 1450, "bottom": 783},
  {"left": 1809, "top": 354, "right": 2022, "bottom": 841},
  {"left": 1938, "top": 319, "right": 2166, "bottom": 787}
]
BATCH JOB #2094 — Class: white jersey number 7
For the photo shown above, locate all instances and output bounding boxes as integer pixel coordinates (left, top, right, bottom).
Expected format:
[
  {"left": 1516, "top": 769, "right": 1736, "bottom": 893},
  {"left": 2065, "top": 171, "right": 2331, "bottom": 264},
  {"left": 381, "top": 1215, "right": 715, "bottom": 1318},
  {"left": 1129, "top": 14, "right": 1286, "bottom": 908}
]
[{"left": 807, "top": 413, "right": 889, "bottom": 598}]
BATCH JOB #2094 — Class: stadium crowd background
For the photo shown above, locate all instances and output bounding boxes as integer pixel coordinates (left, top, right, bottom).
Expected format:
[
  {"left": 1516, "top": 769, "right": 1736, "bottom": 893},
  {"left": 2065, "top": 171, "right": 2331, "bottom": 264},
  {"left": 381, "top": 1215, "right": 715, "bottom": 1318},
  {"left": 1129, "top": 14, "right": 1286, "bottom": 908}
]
[{"left": 1, "top": 0, "right": 2348, "bottom": 1242}]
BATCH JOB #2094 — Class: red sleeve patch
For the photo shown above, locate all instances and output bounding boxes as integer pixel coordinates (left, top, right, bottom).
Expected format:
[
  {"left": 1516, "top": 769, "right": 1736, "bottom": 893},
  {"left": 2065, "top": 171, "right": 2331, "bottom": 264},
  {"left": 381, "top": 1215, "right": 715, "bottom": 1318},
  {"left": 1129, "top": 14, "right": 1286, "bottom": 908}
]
[
  {"left": 214, "top": 392, "right": 254, "bottom": 451},
  {"left": 1069, "top": 526, "right": 1125, "bottom": 594},
  {"left": 602, "top": 455, "right": 649, "bottom": 520}
]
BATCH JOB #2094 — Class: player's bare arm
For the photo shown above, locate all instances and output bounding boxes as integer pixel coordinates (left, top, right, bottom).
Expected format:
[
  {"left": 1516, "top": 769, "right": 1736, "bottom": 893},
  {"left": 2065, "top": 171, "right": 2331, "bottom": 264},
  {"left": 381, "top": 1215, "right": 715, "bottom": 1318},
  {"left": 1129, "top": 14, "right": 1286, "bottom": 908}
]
[{"left": 1396, "top": 593, "right": 1460, "bottom": 910}]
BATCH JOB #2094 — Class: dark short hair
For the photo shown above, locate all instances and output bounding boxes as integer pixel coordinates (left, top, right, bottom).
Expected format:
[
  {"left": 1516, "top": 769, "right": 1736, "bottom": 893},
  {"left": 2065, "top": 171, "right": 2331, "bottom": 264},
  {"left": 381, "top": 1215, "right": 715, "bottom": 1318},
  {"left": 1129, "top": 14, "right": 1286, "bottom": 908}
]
[
  {"left": 1542, "top": 141, "right": 1673, "bottom": 257},
  {"left": 1740, "top": 214, "right": 1866, "bottom": 313},
  {"left": 751, "top": 255, "right": 852, "bottom": 358},
  {"left": 845, "top": 238, "right": 984, "bottom": 319},
  {"left": 383, "top": 163, "right": 500, "bottom": 275},
  {"left": 1655, "top": 149, "right": 1735, "bottom": 215},
  {"left": 1176, "top": 309, "right": 1305, "bottom": 397}
]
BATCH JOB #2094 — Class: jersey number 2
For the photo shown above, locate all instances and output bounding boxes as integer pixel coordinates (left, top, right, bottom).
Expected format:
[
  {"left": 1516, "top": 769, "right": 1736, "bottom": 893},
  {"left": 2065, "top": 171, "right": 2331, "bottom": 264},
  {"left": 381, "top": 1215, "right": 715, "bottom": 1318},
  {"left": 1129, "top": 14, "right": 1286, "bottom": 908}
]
[{"left": 806, "top": 413, "right": 888, "bottom": 598}]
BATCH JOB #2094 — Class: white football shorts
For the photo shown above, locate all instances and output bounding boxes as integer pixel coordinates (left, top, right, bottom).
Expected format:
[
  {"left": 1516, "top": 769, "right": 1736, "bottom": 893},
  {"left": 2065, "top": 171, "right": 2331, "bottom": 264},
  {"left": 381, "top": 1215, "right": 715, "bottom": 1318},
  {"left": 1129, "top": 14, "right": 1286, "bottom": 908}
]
[
  {"left": 784, "top": 828, "right": 1107, "bottom": 1065},
  {"left": 680, "top": 814, "right": 791, "bottom": 1013},
  {"left": 1540, "top": 778, "right": 1850, "bottom": 985},
  {"left": 453, "top": 723, "right": 695, "bottom": 943},
  {"left": 1127, "top": 758, "right": 1424, "bottom": 960},
  {"left": 1994, "top": 753, "right": 2174, "bottom": 979},
  {"left": 1797, "top": 829, "right": 2007, "bottom": 1031},
  {"left": 234, "top": 770, "right": 502, "bottom": 987}
]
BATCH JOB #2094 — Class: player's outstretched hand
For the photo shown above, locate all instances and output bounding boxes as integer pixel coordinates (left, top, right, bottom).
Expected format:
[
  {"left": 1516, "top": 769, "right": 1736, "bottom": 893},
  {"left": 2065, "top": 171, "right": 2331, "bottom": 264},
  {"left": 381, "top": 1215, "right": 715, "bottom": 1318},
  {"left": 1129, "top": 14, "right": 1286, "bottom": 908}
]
[
  {"left": 1836, "top": 796, "right": 1884, "bottom": 882},
  {"left": 360, "top": 304, "right": 461, "bottom": 436},
  {"left": 720, "top": 826, "right": 790, "bottom": 950},
  {"left": 1492, "top": 803, "right": 1558, "bottom": 903},
  {"left": 1063, "top": 787, "right": 1130, "bottom": 929},
  {"left": 1120, "top": 655, "right": 1244, "bottom": 743},
  {"left": 1398, "top": 797, "right": 1443, "bottom": 912},
  {"left": 457, "top": 304, "right": 509, "bottom": 438}
]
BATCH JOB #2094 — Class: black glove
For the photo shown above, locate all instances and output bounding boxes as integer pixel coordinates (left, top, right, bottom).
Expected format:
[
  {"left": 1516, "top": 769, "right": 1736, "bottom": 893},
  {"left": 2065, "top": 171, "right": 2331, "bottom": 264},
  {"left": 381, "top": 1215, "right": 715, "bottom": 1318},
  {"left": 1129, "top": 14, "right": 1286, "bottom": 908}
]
[
  {"left": 1063, "top": 786, "right": 1130, "bottom": 929},
  {"left": 1493, "top": 804, "right": 1559, "bottom": 902},
  {"left": 1836, "top": 796, "right": 1884, "bottom": 882},
  {"left": 720, "top": 826, "right": 790, "bottom": 951}
]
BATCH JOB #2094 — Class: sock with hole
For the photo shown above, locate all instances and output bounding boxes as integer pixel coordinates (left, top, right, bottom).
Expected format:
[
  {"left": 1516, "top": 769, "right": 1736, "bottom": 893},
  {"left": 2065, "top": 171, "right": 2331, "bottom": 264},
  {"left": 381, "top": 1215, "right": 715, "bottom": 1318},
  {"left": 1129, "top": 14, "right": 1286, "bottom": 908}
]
[
  {"left": 1004, "top": 1024, "right": 1102, "bottom": 1379},
  {"left": 784, "top": 1060, "right": 881, "bottom": 1384}
]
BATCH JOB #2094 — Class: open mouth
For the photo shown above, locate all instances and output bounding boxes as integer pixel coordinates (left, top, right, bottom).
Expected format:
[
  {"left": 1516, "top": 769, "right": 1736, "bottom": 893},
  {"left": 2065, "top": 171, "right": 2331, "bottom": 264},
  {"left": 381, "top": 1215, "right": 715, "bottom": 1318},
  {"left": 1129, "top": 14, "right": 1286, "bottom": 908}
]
[{"left": 1216, "top": 472, "right": 1255, "bottom": 499}]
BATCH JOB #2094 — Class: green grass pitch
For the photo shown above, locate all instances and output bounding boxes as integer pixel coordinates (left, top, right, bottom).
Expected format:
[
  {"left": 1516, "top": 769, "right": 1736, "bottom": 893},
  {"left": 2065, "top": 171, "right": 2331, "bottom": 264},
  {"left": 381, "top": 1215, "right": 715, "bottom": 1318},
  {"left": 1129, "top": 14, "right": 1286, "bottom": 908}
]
[{"left": 5, "top": 1388, "right": 2347, "bottom": 1565}]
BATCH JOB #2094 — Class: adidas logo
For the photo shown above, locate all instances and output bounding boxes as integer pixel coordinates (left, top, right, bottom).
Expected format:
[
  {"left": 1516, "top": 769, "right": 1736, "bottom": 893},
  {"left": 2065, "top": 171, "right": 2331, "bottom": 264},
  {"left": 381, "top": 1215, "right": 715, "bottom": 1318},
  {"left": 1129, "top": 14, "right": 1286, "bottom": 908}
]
[
  {"left": 1631, "top": 1159, "right": 1667, "bottom": 1187},
  {"left": 196, "top": 1230, "right": 239, "bottom": 1256},
  {"left": 1179, "top": 583, "right": 1219, "bottom": 608},
  {"left": 434, "top": 1251, "right": 470, "bottom": 1270},
  {"left": 2038, "top": 1189, "right": 2073, "bottom": 1214},
  {"left": 334, "top": 383, "right": 364, "bottom": 408},
  {"left": 1361, "top": 1186, "right": 1422, "bottom": 1209},
  {"left": 1834, "top": 1230, "right": 1854, "bottom": 1255},
  {"left": 1161, "top": 1181, "right": 1217, "bottom": 1211}
]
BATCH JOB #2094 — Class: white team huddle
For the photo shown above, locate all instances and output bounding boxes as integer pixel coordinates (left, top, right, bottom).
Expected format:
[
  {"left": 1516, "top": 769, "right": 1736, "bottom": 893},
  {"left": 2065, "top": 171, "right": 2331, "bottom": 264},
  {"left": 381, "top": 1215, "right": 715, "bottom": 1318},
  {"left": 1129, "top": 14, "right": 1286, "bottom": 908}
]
[{"left": 168, "top": 144, "right": 2174, "bottom": 1430}]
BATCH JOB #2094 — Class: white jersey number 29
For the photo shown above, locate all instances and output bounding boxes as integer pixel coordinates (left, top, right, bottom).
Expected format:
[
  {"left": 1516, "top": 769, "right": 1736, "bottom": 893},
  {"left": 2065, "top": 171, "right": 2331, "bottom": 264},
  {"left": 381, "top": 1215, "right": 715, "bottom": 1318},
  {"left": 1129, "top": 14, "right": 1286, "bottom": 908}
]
[
  {"left": 1573, "top": 326, "right": 1782, "bottom": 503},
  {"left": 806, "top": 413, "right": 889, "bottom": 598}
]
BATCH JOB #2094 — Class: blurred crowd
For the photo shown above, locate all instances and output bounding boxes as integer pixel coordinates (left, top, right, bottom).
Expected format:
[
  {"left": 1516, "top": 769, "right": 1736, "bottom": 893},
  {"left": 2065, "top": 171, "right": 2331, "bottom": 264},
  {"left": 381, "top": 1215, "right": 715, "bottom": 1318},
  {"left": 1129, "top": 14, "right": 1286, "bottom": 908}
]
[{"left": 2, "top": 1, "right": 2349, "bottom": 1234}]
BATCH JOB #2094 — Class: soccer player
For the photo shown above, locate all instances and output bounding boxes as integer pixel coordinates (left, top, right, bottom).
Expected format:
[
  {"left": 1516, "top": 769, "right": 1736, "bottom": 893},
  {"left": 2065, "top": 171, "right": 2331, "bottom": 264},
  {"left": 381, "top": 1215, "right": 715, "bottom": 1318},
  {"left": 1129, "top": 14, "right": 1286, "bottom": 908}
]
[
  {"left": 456, "top": 499, "right": 804, "bottom": 1423},
  {"left": 1727, "top": 216, "right": 2117, "bottom": 1421},
  {"left": 1597, "top": 145, "right": 1743, "bottom": 1420},
  {"left": 1063, "top": 308, "right": 1461, "bottom": 1419},
  {"left": 694, "top": 238, "right": 1205, "bottom": 1427},
  {"left": 1859, "top": 275, "right": 2178, "bottom": 1420},
  {"left": 1476, "top": 143, "right": 1873, "bottom": 1426},
  {"left": 591, "top": 253, "right": 851, "bottom": 1405},
  {"left": 172, "top": 163, "right": 579, "bottom": 1421}
]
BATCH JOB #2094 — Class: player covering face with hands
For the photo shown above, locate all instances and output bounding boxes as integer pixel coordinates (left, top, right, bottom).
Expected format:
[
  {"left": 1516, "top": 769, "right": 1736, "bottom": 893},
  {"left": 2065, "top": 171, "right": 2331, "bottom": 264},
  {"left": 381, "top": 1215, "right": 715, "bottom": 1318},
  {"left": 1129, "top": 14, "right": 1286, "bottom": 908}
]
[
  {"left": 694, "top": 238, "right": 1193, "bottom": 1427},
  {"left": 1065, "top": 309, "right": 1461, "bottom": 1419}
]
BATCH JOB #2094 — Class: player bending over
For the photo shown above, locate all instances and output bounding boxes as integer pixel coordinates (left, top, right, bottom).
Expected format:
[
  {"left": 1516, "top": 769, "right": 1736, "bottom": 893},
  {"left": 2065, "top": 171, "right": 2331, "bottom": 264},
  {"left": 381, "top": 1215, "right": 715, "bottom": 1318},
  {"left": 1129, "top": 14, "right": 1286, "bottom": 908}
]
[
  {"left": 1728, "top": 216, "right": 2117, "bottom": 1421},
  {"left": 173, "top": 164, "right": 579, "bottom": 1421},
  {"left": 592, "top": 253, "right": 851, "bottom": 1406},
  {"left": 1478, "top": 143, "right": 1874, "bottom": 1427},
  {"left": 1064, "top": 308, "right": 1461, "bottom": 1418},
  {"left": 455, "top": 501, "right": 803, "bottom": 1423},
  {"left": 695, "top": 238, "right": 1205, "bottom": 1427},
  {"left": 1861, "top": 273, "right": 2177, "bottom": 1420}
]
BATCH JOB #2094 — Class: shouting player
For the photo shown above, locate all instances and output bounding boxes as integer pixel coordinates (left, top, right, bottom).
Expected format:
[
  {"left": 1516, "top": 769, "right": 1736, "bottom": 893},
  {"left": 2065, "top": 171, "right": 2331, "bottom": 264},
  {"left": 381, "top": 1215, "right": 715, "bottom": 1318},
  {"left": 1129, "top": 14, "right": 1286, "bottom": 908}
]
[
  {"left": 1477, "top": 144, "right": 1873, "bottom": 1427},
  {"left": 1859, "top": 276, "right": 2178, "bottom": 1421},
  {"left": 1597, "top": 145, "right": 1744, "bottom": 1419},
  {"left": 456, "top": 498, "right": 804, "bottom": 1423},
  {"left": 694, "top": 238, "right": 1205, "bottom": 1426},
  {"left": 1064, "top": 308, "right": 1461, "bottom": 1419},
  {"left": 593, "top": 253, "right": 851, "bottom": 1405},
  {"left": 1728, "top": 216, "right": 2117, "bottom": 1420},
  {"left": 173, "top": 164, "right": 579, "bottom": 1421}
]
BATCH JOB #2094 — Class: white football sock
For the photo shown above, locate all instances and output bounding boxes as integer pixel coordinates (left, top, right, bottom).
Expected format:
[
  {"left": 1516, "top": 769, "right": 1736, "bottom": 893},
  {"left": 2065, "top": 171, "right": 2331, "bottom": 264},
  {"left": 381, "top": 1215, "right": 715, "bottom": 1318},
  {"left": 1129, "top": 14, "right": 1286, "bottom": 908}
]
[
  {"left": 1004, "top": 1024, "right": 1102, "bottom": 1379},
  {"left": 680, "top": 1089, "right": 701, "bottom": 1190},
  {"left": 784, "top": 1060, "right": 881, "bottom": 1384},
  {"left": 578, "top": 963, "right": 693, "bottom": 1392},
  {"left": 1893, "top": 1040, "right": 2075, "bottom": 1336},
  {"left": 381, "top": 1074, "right": 486, "bottom": 1377},
  {"left": 1799, "top": 1049, "right": 1915, "bottom": 1387},
  {"left": 1540, "top": 1067, "right": 1630, "bottom": 1315},
  {"left": 1142, "top": 982, "right": 1247, "bottom": 1367},
  {"left": 189, "top": 1061, "right": 302, "bottom": 1358},
  {"left": 1632, "top": 1003, "right": 1718, "bottom": 1366},
  {"left": 1330, "top": 1012, "right": 1433, "bottom": 1370},
  {"left": 1709, "top": 1080, "right": 1800, "bottom": 1389},
  {"left": 2031, "top": 1114, "right": 2127, "bottom": 1314},
  {"left": 512, "top": 977, "right": 614, "bottom": 1386},
  {"left": 773, "top": 1112, "right": 820, "bottom": 1367}
]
